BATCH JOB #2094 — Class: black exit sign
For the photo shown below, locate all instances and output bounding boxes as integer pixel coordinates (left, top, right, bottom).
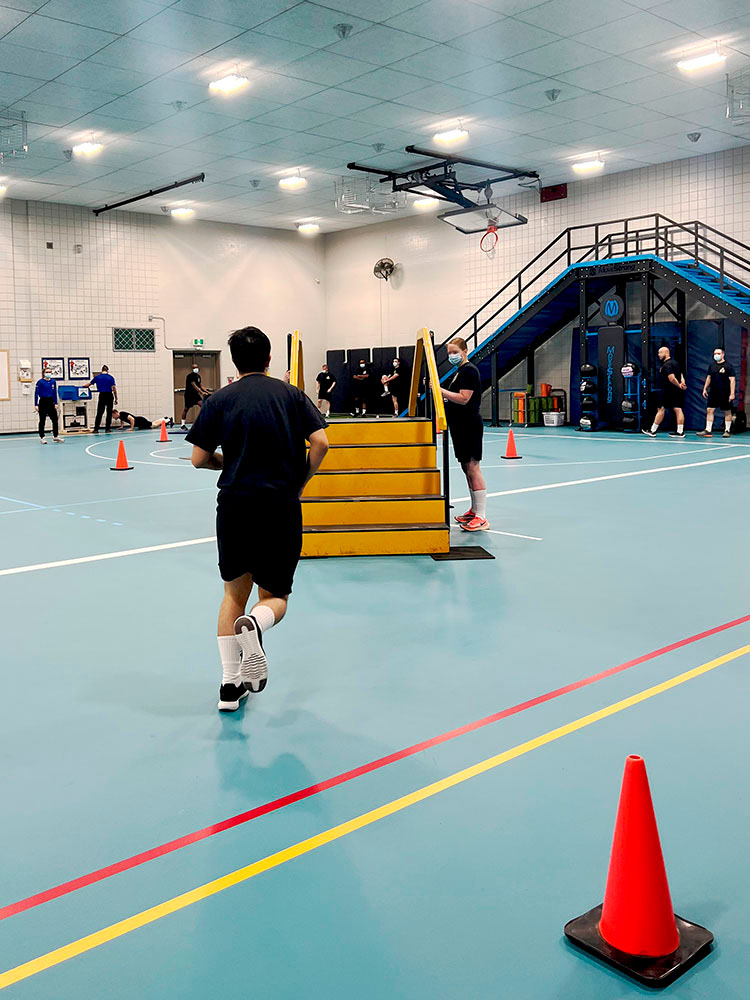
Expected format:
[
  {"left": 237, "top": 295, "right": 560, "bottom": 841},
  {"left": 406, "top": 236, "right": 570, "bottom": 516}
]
[{"left": 540, "top": 184, "right": 568, "bottom": 203}]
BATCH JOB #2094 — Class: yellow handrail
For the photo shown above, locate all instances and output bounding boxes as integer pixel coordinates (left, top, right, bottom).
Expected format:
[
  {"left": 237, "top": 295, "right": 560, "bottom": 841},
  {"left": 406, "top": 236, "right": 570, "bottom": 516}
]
[
  {"left": 289, "top": 329, "right": 304, "bottom": 391},
  {"left": 408, "top": 327, "right": 447, "bottom": 432}
]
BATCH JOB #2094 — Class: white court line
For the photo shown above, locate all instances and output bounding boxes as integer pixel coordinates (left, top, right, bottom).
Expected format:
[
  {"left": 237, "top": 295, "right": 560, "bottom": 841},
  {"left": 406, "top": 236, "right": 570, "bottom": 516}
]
[
  {"left": 85, "top": 442, "right": 195, "bottom": 468},
  {"left": 0, "top": 495, "right": 45, "bottom": 509},
  {"left": 0, "top": 486, "right": 215, "bottom": 515},
  {"left": 477, "top": 446, "right": 723, "bottom": 469},
  {"left": 486, "top": 529, "right": 543, "bottom": 541},
  {"left": 0, "top": 537, "right": 216, "bottom": 578},
  {"left": 483, "top": 429, "right": 750, "bottom": 448},
  {"left": 451, "top": 453, "right": 750, "bottom": 504}
]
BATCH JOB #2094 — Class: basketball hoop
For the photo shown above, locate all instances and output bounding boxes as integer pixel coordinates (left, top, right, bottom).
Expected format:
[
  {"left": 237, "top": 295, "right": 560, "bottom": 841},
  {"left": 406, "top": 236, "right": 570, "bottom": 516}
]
[{"left": 480, "top": 223, "right": 498, "bottom": 256}]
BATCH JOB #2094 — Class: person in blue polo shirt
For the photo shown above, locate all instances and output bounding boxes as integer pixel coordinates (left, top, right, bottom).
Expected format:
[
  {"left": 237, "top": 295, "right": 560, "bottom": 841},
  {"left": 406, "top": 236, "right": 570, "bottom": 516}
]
[
  {"left": 86, "top": 365, "right": 118, "bottom": 433},
  {"left": 34, "top": 371, "right": 63, "bottom": 443}
]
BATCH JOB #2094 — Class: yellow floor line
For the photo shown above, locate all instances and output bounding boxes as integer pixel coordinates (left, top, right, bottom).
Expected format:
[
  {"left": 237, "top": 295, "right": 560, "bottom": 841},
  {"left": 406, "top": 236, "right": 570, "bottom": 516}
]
[{"left": 2, "top": 645, "right": 746, "bottom": 991}]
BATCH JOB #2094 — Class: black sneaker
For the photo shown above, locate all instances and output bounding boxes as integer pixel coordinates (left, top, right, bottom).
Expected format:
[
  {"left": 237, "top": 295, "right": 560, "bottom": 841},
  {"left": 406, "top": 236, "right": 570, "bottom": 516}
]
[
  {"left": 642, "top": 428, "right": 656, "bottom": 438},
  {"left": 218, "top": 682, "right": 248, "bottom": 712},
  {"left": 668, "top": 431, "right": 685, "bottom": 438},
  {"left": 723, "top": 429, "right": 731, "bottom": 437},
  {"left": 234, "top": 614, "right": 268, "bottom": 692}
]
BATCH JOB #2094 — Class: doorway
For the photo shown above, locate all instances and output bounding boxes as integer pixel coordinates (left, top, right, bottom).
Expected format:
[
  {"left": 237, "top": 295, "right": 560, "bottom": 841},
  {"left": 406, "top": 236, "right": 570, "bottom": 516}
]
[{"left": 172, "top": 351, "right": 221, "bottom": 422}]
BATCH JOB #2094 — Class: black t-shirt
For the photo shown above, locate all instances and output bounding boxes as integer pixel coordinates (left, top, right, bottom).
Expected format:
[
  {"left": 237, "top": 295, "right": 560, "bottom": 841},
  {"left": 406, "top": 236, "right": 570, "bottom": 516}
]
[
  {"left": 353, "top": 366, "right": 370, "bottom": 392},
  {"left": 317, "top": 371, "right": 335, "bottom": 394},
  {"left": 186, "top": 375, "right": 326, "bottom": 499},
  {"left": 658, "top": 358, "right": 683, "bottom": 392},
  {"left": 707, "top": 361, "right": 735, "bottom": 396},
  {"left": 186, "top": 371, "right": 202, "bottom": 396},
  {"left": 445, "top": 363, "right": 481, "bottom": 424}
]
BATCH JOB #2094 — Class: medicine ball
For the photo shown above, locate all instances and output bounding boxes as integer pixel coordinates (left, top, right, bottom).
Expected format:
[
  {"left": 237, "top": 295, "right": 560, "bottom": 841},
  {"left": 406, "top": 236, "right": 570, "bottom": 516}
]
[
  {"left": 580, "top": 363, "right": 596, "bottom": 377},
  {"left": 580, "top": 379, "right": 596, "bottom": 394},
  {"left": 621, "top": 362, "right": 638, "bottom": 378},
  {"left": 621, "top": 399, "right": 635, "bottom": 412},
  {"left": 579, "top": 415, "right": 595, "bottom": 431},
  {"left": 621, "top": 414, "right": 638, "bottom": 429},
  {"left": 581, "top": 395, "right": 597, "bottom": 411}
]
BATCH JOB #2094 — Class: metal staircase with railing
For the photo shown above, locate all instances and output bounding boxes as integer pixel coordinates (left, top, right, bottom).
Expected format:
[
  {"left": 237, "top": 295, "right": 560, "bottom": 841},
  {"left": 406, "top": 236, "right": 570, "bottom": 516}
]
[{"left": 423, "top": 214, "right": 750, "bottom": 421}]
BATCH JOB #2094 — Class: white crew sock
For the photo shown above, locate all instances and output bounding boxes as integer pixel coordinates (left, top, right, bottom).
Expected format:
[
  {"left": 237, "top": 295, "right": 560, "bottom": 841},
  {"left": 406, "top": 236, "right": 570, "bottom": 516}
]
[
  {"left": 725, "top": 419, "right": 732, "bottom": 431},
  {"left": 650, "top": 423, "right": 659, "bottom": 434},
  {"left": 250, "top": 603, "right": 276, "bottom": 635},
  {"left": 473, "top": 489, "right": 487, "bottom": 519},
  {"left": 706, "top": 419, "right": 712, "bottom": 431},
  {"left": 468, "top": 489, "right": 477, "bottom": 514},
  {"left": 676, "top": 423, "right": 684, "bottom": 435},
  {"left": 218, "top": 634, "right": 241, "bottom": 686}
]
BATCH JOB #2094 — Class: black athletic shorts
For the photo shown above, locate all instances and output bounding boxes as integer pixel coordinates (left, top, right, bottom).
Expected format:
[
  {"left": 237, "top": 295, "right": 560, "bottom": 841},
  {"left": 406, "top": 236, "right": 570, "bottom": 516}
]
[
  {"left": 448, "top": 416, "right": 483, "bottom": 464},
  {"left": 318, "top": 392, "right": 331, "bottom": 402},
  {"left": 707, "top": 391, "right": 731, "bottom": 411},
  {"left": 216, "top": 492, "right": 303, "bottom": 596},
  {"left": 658, "top": 388, "right": 685, "bottom": 411},
  {"left": 184, "top": 392, "right": 201, "bottom": 409}
]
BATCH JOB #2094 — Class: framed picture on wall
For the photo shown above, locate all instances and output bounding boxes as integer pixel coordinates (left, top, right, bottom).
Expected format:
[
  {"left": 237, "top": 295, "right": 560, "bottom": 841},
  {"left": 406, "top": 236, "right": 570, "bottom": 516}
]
[
  {"left": 41, "top": 357, "right": 64, "bottom": 379},
  {"left": 67, "top": 357, "right": 91, "bottom": 380}
]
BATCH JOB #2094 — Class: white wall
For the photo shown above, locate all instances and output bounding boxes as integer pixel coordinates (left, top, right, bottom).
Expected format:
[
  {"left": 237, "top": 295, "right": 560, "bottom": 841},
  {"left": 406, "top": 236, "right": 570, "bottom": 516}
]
[{"left": 0, "top": 201, "right": 325, "bottom": 434}]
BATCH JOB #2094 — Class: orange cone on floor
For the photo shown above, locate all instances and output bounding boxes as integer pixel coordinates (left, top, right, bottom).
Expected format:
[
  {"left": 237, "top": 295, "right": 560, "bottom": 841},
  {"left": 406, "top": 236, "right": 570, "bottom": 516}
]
[
  {"left": 157, "top": 419, "right": 170, "bottom": 443},
  {"left": 501, "top": 428, "right": 522, "bottom": 460},
  {"left": 110, "top": 439, "right": 134, "bottom": 471},
  {"left": 564, "top": 755, "right": 713, "bottom": 988}
]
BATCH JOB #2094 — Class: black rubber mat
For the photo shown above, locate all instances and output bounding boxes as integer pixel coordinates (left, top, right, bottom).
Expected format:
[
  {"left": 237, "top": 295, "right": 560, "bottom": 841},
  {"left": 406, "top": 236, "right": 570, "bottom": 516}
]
[{"left": 431, "top": 545, "right": 494, "bottom": 561}]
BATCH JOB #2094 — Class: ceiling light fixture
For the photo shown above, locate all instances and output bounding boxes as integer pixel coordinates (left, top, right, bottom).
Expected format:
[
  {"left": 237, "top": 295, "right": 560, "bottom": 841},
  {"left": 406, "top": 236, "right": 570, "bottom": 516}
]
[
  {"left": 572, "top": 156, "right": 605, "bottom": 174},
  {"left": 433, "top": 123, "right": 469, "bottom": 145},
  {"left": 334, "top": 23, "right": 353, "bottom": 40},
  {"left": 545, "top": 88, "right": 561, "bottom": 102},
  {"left": 0, "top": 184, "right": 7, "bottom": 197},
  {"left": 296, "top": 222, "right": 320, "bottom": 234},
  {"left": 170, "top": 206, "right": 195, "bottom": 218},
  {"left": 677, "top": 43, "right": 725, "bottom": 72},
  {"left": 209, "top": 71, "right": 249, "bottom": 94},
  {"left": 687, "top": 131, "right": 702, "bottom": 143},
  {"left": 412, "top": 196, "right": 440, "bottom": 210},
  {"left": 72, "top": 139, "right": 102, "bottom": 156},
  {"left": 279, "top": 170, "right": 307, "bottom": 191}
]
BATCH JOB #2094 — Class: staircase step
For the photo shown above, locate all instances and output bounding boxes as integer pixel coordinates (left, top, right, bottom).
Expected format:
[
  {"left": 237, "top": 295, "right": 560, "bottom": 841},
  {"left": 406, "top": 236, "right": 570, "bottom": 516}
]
[
  {"left": 302, "top": 523, "right": 449, "bottom": 558},
  {"left": 326, "top": 418, "right": 433, "bottom": 446},
  {"left": 319, "top": 443, "right": 436, "bottom": 471},
  {"left": 302, "top": 495, "right": 445, "bottom": 527},
  {"left": 304, "top": 468, "right": 441, "bottom": 498}
]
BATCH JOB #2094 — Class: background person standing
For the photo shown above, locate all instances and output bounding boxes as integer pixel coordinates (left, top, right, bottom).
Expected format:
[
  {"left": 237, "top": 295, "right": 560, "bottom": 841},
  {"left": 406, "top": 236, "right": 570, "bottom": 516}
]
[
  {"left": 698, "top": 348, "right": 736, "bottom": 438},
  {"left": 34, "top": 371, "right": 63, "bottom": 443},
  {"left": 642, "top": 346, "right": 686, "bottom": 439},
  {"left": 351, "top": 359, "right": 371, "bottom": 416},
  {"left": 86, "top": 365, "right": 117, "bottom": 434},
  {"left": 181, "top": 364, "right": 209, "bottom": 428},
  {"left": 316, "top": 363, "right": 336, "bottom": 418}
]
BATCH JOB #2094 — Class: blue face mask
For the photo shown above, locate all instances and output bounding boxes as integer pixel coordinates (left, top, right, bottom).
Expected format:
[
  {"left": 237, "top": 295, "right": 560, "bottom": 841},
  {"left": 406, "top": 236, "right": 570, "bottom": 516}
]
[{"left": 448, "top": 353, "right": 462, "bottom": 366}]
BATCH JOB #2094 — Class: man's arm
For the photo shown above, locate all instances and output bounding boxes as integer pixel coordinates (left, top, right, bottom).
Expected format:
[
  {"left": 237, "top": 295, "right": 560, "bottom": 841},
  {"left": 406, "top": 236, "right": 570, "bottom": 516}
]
[
  {"left": 703, "top": 374, "right": 711, "bottom": 398},
  {"left": 191, "top": 444, "right": 223, "bottom": 470},
  {"left": 440, "top": 387, "right": 474, "bottom": 406},
  {"left": 113, "top": 382, "right": 118, "bottom": 405},
  {"left": 127, "top": 415, "right": 135, "bottom": 429},
  {"left": 730, "top": 376, "right": 736, "bottom": 401},
  {"left": 667, "top": 373, "right": 682, "bottom": 388},
  {"left": 302, "top": 429, "right": 329, "bottom": 491}
]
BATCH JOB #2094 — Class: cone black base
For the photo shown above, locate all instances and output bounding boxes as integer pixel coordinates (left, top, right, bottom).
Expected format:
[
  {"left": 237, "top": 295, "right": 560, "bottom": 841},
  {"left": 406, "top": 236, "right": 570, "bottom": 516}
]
[
  {"left": 110, "top": 466, "right": 134, "bottom": 471},
  {"left": 564, "top": 904, "right": 713, "bottom": 988},
  {"left": 501, "top": 456, "right": 522, "bottom": 460}
]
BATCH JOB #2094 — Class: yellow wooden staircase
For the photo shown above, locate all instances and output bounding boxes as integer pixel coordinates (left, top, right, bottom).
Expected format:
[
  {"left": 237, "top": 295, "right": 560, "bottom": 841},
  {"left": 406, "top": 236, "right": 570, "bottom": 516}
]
[{"left": 298, "top": 328, "right": 450, "bottom": 558}]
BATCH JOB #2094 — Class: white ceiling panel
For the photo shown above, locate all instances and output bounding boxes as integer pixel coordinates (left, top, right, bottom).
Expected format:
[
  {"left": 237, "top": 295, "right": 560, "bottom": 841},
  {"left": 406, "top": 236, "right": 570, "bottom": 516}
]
[
  {"left": 308, "top": 0, "right": 423, "bottom": 18},
  {"left": 261, "top": 132, "right": 338, "bottom": 153},
  {"left": 447, "top": 63, "right": 542, "bottom": 97},
  {"left": 545, "top": 93, "right": 629, "bottom": 121},
  {"left": 506, "top": 38, "right": 609, "bottom": 74},
  {"left": 128, "top": 9, "right": 245, "bottom": 54},
  {"left": 385, "top": 0, "right": 502, "bottom": 43},
  {"left": 307, "top": 118, "right": 383, "bottom": 141},
  {"left": 215, "top": 121, "right": 292, "bottom": 144},
  {"left": 394, "top": 82, "right": 483, "bottom": 113},
  {"left": 342, "top": 67, "right": 427, "bottom": 99},
  {"left": 530, "top": 120, "right": 606, "bottom": 143},
  {"left": 254, "top": 4, "right": 372, "bottom": 48},
  {"left": 554, "top": 58, "right": 652, "bottom": 90},
  {"left": 25, "top": 82, "right": 116, "bottom": 113},
  {"left": 388, "top": 46, "right": 496, "bottom": 84},
  {"left": 5, "top": 100, "right": 82, "bottom": 127},
  {"left": 651, "top": 0, "right": 750, "bottom": 32},
  {"left": 53, "top": 62, "right": 154, "bottom": 95},
  {"left": 0, "top": 6, "right": 28, "bottom": 33},
  {"left": 171, "top": 0, "right": 298, "bottom": 30},
  {"left": 451, "top": 19, "right": 560, "bottom": 60},
  {"left": 0, "top": 39, "right": 79, "bottom": 79},
  {"left": 574, "top": 12, "right": 686, "bottom": 56},
  {"left": 501, "top": 77, "right": 591, "bottom": 107},
  {"left": 191, "top": 31, "right": 314, "bottom": 76},
  {"left": 284, "top": 51, "right": 376, "bottom": 86},
  {"left": 36, "top": 0, "right": 164, "bottom": 34},
  {"left": 293, "top": 89, "right": 379, "bottom": 116},
  {"left": 0, "top": 71, "right": 43, "bottom": 103},
  {"left": 90, "top": 37, "right": 192, "bottom": 74},
  {"left": 327, "top": 25, "right": 434, "bottom": 66},
  {"left": 3, "top": 14, "right": 116, "bottom": 58},
  {"left": 252, "top": 105, "right": 334, "bottom": 130}
]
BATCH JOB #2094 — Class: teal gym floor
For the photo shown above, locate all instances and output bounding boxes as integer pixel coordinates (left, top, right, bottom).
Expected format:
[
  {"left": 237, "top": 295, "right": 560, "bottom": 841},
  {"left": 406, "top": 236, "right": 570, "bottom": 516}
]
[{"left": 2, "top": 426, "right": 749, "bottom": 998}]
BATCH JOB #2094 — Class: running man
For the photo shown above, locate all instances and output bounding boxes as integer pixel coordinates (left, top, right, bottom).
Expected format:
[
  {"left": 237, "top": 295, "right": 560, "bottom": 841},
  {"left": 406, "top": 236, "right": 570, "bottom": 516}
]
[
  {"left": 440, "top": 337, "right": 488, "bottom": 532},
  {"left": 187, "top": 326, "right": 329, "bottom": 712},
  {"left": 180, "top": 364, "right": 209, "bottom": 428},
  {"left": 351, "top": 359, "right": 371, "bottom": 416},
  {"left": 316, "top": 363, "right": 336, "bottom": 418},
  {"left": 697, "top": 347, "right": 735, "bottom": 438},
  {"left": 86, "top": 365, "right": 117, "bottom": 433},
  {"left": 642, "top": 346, "right": 687, "bottom": 439},
  {"left": 34, "top": 370, "right": 63, "bottom": 443}
]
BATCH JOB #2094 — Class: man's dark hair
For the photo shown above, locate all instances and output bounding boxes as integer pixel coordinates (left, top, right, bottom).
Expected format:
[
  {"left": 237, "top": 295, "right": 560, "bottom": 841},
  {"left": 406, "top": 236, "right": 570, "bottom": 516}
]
[
  {"left": 228, "top": 326, "right": 271, "bottom": 373},
  {"left": 101, "top": 365, "right": 109, "bottom": 371}
]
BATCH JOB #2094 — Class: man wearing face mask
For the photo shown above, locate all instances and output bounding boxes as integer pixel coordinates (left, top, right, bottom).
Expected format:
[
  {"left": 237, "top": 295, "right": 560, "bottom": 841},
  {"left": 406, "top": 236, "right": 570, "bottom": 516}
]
[
  {"left": 440, "top": 337, "right": 488, "bottom": 531},
  {"left": 697, "top": 347, "right": 735, "bottom": 438},
  {"left": 642, "top": 346, "right": 687, "bottom": 439},
  {"left": 34, "top": 370, "right": 63, "bottom": 443},
  {"left": 380, "top": 357, "right": 403, "bottom": 416},
  {"left": 181, "top": 364, "right": 209, "bottom": 429},
  {"left": 351, "top": 359, "right": 371, "bottom": 416}
]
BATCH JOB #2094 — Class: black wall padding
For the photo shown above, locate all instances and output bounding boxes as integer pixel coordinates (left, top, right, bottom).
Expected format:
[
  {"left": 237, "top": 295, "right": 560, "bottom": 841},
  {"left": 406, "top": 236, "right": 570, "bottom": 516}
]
[{"left": 325, "top": 350, "right": 347, "bottom": 413}]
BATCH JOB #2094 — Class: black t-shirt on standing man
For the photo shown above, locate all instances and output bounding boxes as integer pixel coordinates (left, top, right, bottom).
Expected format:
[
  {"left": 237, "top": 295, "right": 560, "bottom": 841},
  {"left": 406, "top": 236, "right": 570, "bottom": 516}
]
[
  {"left": 185, "top": 371, "right": 202, "bottom": 398},
  {"left": 186, "top": 374, "right": 326, "bottom": 500},
  {"left": 707, "top": 361, "right": 735, "bottom": 397},
  {"left": 445, "top": 363, "right": 482, "bottom": 425},
  {"left": 658, "top": 358, "right": 683, "bottom": 393},
  {"left": 317, "top": 371, "right": 335, "bottom": 397}
]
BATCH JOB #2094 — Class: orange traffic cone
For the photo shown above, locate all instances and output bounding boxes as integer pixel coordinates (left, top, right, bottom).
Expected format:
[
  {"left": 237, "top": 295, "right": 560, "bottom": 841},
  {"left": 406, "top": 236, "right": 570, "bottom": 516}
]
[
  {"left": 156, "top": 419, "right": 170, "bottom": 443},
  {"left": 564, "top": 755, "right": 713, "bottom": 987},
  {"left": 501, "top": 428, "right": 522, "bottom": 460},
  {"left": 110, "top": 439, "right": 134, "bottom": 471}
]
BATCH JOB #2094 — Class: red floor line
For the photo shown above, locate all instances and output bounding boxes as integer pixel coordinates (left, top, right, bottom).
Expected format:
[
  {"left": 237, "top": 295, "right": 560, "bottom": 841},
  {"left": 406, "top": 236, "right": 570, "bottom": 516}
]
[{"left": 3, "top": 611, "right": 749, "bottom": 922}]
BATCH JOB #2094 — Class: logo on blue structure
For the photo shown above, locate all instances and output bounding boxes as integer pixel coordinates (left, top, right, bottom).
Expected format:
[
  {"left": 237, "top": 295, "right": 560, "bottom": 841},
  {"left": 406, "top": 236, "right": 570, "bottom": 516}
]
[
  {"left": 606, "top": 346, "right": 615, "bottom": 403},
  {"left": 601, "top": 294, "right": 624, "bottom": 323}
]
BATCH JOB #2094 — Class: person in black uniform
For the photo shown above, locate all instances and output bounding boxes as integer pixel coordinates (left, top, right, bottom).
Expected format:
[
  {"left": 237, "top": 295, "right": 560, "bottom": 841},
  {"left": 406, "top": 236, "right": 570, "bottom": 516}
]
[
  {"left": 642, "top": 346, "right": 687, "bottom": 438},
  {"left": 697, "top": 347, "right": 736, "bottom": 438},
  {"left": 113, "top": 409, "right": 164, "bottom": 430},
  {"left": 180, "top": 364, "right": 209, "bottom": 428},
  {"left": 351, "top": 359, "right": 371, "bottom": 416},
  {"left": 316, "top": 363, "right": 336, "bottom": 418},
  {"left": 380, "top": 357, "right": 405, "bottom": 416},
  {"left": 440, "top": 336, "right": 488, "bottom": 532},
  {"left": 188, "top": 327, "right": 329, "bottom": 713}
]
